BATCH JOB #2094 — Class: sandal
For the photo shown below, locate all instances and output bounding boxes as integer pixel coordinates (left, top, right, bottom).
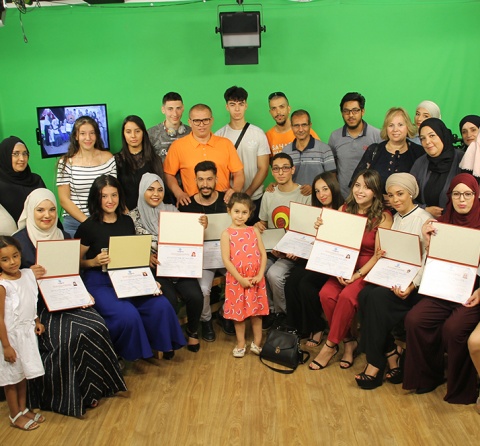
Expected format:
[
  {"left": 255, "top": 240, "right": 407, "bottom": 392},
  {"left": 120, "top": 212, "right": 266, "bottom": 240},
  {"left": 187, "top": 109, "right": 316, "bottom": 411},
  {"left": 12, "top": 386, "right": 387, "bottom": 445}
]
[
  {"left": 340, "top": 338, "right": 358, "bottom": 369},
  {"left": 186, "top": 328, "right": 200, "bottom": 353},
  {"left": 306, "top": 331, "right": 324, "bottom": 347},
  {"left": 22, "top": 408, "right": 45, "bottom": 423},
  {"left": 9, "top": 412, "right": 39, "bottom": 431},
  {"left": 233, "top": 345, "right": 246, "bottom": 358},
  {"left": 385, "top": 347, "right": 404, "bottom": 384},
  {"left": 355, "top": 365, "right": 384, "bottom": 390},
  {"left": 308, "top": 342, "right": 339, "bottom": 370}
]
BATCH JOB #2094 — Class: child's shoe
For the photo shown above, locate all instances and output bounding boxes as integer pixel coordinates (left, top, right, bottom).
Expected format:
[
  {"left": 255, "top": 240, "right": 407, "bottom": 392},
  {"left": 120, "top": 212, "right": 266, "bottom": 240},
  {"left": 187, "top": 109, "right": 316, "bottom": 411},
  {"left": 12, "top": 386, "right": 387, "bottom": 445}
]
[
  {"left": 250, "top": 341, "right": 262, "bottom": 355},
  {"left": 233, "top": 345, "right": 246, "bottom": 358}
]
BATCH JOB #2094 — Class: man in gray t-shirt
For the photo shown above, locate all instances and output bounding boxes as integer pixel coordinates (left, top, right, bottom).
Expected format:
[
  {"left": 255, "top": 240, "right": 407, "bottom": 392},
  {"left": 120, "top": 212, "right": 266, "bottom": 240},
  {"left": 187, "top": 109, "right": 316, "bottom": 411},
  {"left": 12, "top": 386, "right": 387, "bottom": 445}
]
[{"left": 328, "top": 92, "right": 382, "bottom": 198}]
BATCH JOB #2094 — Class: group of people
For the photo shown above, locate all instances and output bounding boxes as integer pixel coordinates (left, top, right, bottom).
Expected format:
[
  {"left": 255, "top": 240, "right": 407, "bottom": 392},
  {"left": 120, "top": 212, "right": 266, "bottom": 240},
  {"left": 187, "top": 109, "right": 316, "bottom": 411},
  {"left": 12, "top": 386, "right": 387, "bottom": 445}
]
[{"left": 1, "top": 88, "right": 480, "bottom": 431}]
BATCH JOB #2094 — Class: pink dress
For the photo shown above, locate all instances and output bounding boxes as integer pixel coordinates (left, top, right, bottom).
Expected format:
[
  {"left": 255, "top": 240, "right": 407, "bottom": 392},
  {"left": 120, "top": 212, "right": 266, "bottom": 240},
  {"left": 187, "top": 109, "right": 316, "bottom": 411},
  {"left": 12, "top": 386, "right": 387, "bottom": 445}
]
[{"left": 224, "top": 227, "right": 269, "bottom": 322}]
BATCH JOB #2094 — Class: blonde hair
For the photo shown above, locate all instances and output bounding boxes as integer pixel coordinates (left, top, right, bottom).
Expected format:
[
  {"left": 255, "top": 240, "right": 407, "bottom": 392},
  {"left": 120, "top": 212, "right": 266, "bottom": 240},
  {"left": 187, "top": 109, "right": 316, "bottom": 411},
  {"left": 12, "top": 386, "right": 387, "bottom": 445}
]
[{"left": 380, "top": 107, "right": 416, "bottom": 140}]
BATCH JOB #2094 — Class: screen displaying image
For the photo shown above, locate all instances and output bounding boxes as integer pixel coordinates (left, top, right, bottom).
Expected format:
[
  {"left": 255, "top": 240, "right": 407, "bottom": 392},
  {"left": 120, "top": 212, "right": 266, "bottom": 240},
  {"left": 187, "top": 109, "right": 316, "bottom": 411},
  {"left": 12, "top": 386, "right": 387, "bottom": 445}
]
[{"left": 36, "top": 103, "right": 110, "bottom": 159}]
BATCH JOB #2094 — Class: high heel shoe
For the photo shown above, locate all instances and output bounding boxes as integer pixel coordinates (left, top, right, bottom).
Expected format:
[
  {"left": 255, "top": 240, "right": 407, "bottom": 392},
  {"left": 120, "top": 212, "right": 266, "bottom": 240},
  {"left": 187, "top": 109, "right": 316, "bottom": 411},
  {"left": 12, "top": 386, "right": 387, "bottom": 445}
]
[
  {"left": 340, "top": 338, "right": 358, "bottom": 369},
  {"left": 308, "top": 342, "right": 339, "bottom": 370},
  {"left": 186, "top": 329, "right": 200, "bottom": 353},
  {"left": 162, "top": 351, "right": 175, "bottom": 360},
  {"left": 355, "top": 364, "right": 385, "bottom": 390},
  {"left": 385, "top": 347, "right": 404, "bottom": 384}
]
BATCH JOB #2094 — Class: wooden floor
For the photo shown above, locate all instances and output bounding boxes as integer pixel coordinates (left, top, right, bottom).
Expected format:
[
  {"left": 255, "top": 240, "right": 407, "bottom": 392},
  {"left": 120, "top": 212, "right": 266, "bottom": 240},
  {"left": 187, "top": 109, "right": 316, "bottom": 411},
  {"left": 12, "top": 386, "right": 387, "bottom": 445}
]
[{"left": 1, "top": 320, "right": 479, "bottom": 446}]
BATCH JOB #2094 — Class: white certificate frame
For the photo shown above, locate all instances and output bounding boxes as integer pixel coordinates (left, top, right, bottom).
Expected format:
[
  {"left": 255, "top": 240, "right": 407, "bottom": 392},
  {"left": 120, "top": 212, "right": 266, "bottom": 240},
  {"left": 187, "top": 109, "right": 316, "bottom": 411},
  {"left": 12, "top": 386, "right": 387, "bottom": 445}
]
[
  {"left": 108, "top": 266, "right": 158, "bottom": 298},
  {"left": 274, "top": 231, "right": 315, "bottom": 259}
]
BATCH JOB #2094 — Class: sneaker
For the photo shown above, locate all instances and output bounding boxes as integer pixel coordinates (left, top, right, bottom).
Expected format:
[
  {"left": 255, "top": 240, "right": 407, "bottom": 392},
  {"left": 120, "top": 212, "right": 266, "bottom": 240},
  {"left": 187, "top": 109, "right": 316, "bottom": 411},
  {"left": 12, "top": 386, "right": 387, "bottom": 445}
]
[
  {"left": 262, "top": 313, "right": 276, "bottom": 331},
  {"left": 201, "top": 320, "right": 216, "bottom": 342},
  {"left": 217, "top": 313, "right": 236, "bottom": 336},
  {"left": 250, "top": 341, "right": 262, "bottom": 355},
  {"left": 233, "top": 345, "right": 246, "bottom": 358}
]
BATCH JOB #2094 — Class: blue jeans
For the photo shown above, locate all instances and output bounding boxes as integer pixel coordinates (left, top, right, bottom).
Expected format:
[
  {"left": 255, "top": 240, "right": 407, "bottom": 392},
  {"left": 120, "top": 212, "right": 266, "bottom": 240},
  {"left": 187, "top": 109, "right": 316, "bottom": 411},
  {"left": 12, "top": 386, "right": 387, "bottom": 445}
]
[{"left": 62, "top": 215, "right": 81, "bottom": 238}]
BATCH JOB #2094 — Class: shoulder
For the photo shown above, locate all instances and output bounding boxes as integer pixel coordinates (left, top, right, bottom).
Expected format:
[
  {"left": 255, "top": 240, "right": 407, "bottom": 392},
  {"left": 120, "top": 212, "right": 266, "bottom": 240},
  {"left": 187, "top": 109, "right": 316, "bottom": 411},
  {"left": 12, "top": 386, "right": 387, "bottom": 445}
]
[{"left": 214, "top": 125, "right": 229, "bottom": 137}]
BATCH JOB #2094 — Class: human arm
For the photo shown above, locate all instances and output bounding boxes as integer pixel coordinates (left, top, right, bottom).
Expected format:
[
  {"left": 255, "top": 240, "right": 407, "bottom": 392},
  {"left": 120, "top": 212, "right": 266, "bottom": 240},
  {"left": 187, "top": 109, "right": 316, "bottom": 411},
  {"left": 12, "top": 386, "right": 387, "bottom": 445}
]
[
  {"left": 300, "top": 184, "right": 312, "bottom": 196},
  {"left": 251, "top": 226, "right": 268, "bottom": 285},
  {"left": 30, "top": 264, "right": 46, "bottom": 279},
  {"left": 245, "top": 155, "right": 269, "bottom": 197},
  {"left": 220, "top": 230, "right": 252, "bottom": 288},
  {"left": 254, "top": 220, "right": 267, "bottom": 233},
  {"left": 0, "top": 286, "right": 16, "bottom": 363},
  {"left": 224, "top": 169, "right": 245, "bottom": 203},
  {"left": 199, "top": 215, "right": 208, "bottom": 229},
  {"left": 79, "top": 243, "right": 110, "bottom": 270},
  {"left": 57, "top": 184, "right": 88, "bottom": 223},
  {"left": 165, "top": 173, "right": 191, "bottom": 207},
  {"left": 34, "top": 317, "right": 45, "bottom": 336},
  {"left": 425, "top": 206, "right": 443, "bottom": 219},
  {"left": 464, "top": 288, "right": 480, "bottom": 307},
  {"left": 421, "top": 218, "right": 438, "bottom": 252}
]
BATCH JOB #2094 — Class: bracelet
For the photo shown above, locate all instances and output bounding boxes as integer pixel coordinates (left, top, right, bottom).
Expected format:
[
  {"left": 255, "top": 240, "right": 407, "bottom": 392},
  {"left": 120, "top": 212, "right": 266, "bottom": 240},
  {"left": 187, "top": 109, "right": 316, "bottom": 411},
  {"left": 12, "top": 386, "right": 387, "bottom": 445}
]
[{"left": 356, "top": 269, "right": 363, "bottom": 277}]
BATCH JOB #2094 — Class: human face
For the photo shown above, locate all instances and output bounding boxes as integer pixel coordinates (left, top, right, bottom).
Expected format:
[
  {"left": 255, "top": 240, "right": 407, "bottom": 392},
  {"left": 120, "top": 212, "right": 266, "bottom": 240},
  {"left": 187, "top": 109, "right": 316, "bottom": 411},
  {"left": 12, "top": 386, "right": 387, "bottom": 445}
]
[
  {"left": 291, "top": 114, "right": 311, "bottom": 143},
  {"left": 0, "top": 245, "right": 21, "bottom": 277},
  {"left": 314, "top": 178, "right": 333, "bottom": 207},
  {"left": 226, "top": 100, "right": 247, "bottom": 122},
  {"left": 144, "top": 181, "right": 165, "bottom": 208},
  {"left": 342, "top": 101, "right": 365, "bottom": 130},
  {"left": 162, "top": 100, "right": 184, "bottom": 128},
  {"left": 419, "top": 126, "right": 444, "bottom": 158},
  {"left": 189, "top": 108, "right": 214, "bottom": 140},
  {"left": 228, "top": 202, "right": 250, "bottom": 227},
  {"left": 34, "top": 199, "right": 57, "bottom": 231},
  {"left": 11, "top": 143, "right": 29, "bottom": 173},
  {"left": 271, "top": 158, "right": 294, "bottom": 185},
  {"left": 195, "top": 170, "right": 217, "bottom": 198},
  {"left": 352, "top": 175, "right": 374, "bottom": 208},
  {"left": 124, "top": 121, "right": 143, "bottom": 152},
  {"left": 101, "top": 186, "right": 119, "bottom": 216},
  {"left": 451, "top": 183, "right": 475, "bottom": 214},
  {"left": 76, "top": 123, "right": 96, "bottom": 151},
  {"left": 269, "top": 97, "right": 291, "bottom": 126},
  {"left": 461, "top": 122, "right": 479, "bottom": 146},
  {"left": 386, "top": 185, "right": 414, "bottom": 215},
  {"left": 414, "top": 107, "right": 431, "bottom": 128},
  {"left": 387, "top": 113, "right": 408, "bottom": 144}
]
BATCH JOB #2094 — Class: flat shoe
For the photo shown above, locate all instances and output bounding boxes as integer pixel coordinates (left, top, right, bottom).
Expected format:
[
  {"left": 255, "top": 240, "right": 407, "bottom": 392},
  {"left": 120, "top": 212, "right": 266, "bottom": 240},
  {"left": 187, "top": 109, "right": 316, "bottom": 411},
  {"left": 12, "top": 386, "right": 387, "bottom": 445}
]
[
  {"left": 9, "top": 412, "right": 39, "bottom": 431},
  {"left": 250, "top": 341, "right": 262, "bottom": 355},
  {"left": 22, "top": 408, "right": 45, "bottom": 423},
  {"left": 233, "top": 345, "right": 246, "bottom": 358}
]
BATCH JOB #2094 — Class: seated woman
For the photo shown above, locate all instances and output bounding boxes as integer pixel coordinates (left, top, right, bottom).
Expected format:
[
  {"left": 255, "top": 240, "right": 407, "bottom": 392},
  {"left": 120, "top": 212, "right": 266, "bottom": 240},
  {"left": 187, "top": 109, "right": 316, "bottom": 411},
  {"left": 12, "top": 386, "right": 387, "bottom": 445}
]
[
  {"left": 410, "top": 100, "right": 442, "bottom": 145},
  {"left": 13, "top": 188, "right": 126, "bottom": 417},
  {"left": 76, "top": 175, "right": 186, "bottom": 361},
  {"left": 0, "top": 136, "right": 46, "bottom": 226},
  {"left": 129, "top": 173, "right": 205, "bottom": 352},
  {"left": 466, "top": 289, "right": 480, "bottom": 413},
  {"left": 309, "top": 169, "right": 392, "bottom": 370},
  {"left": 403, "top": 173, "right": 480, "bottom": 404},
  {"left": 458, "top": 115, "right": 480, "bottom": 150},
  {"left": 115, "top": 115, "right": 167, "bottom": 211},
  {"left": 460, "top": 130, "right": 480, "bottom": 183},
  {"left": 410, "top": 118, "right": 463, "bottom": 219},
  {"left": 355, "top": 173, "right": 432, "bottom": 389},
  {"left": 285, "top": 172, "right": 344, "bottom": 346}
]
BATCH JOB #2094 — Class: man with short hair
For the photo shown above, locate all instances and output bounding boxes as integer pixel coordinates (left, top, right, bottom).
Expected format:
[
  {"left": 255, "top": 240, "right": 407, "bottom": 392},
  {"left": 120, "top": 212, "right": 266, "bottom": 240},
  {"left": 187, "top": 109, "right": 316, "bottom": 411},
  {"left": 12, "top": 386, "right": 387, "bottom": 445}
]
[
  {"left": 148, "top": 92, "right": 192, "bottom": 161},
  {"left": 164, "top": 104, "right": 245, "bottom": 207},
  {"left": 283, "top": 109, "right": 336, "bottom": 195},
  {"left": 254, "top": 153, "right": 311, "bottom": 329},
  {"left": 265, "top": 92, "right": 319, "bottom": 156},
  {"left": 179, "top": 161, "right": 231, "bottom": 340},
  {"left": 328, "top": 92, "right": 382, "bottom": 198},
  {"left": 215, "top": 86, "right": 270, "bottom": 223}
]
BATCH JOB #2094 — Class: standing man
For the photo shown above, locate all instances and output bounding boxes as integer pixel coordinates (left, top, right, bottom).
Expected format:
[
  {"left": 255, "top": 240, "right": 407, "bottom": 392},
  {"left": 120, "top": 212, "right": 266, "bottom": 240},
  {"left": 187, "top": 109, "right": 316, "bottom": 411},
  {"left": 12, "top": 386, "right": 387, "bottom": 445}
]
[
  {"left": 266, "top": 92, "right": 319, "bottom": 156},
  {"left": 328, "top": 92, "right": 382, "bottom": 198},
  {"left": 148, "top": 92, "right": 192, "bottom": 162},
  {"left": 215, "top": 86, "right": 270, "bottom": 223},
  {"left": 164, "top": 104, "right": 244, "bottom": 207},
  {"left": 283, "top": 109, "right": 336, "bottom": 195}
]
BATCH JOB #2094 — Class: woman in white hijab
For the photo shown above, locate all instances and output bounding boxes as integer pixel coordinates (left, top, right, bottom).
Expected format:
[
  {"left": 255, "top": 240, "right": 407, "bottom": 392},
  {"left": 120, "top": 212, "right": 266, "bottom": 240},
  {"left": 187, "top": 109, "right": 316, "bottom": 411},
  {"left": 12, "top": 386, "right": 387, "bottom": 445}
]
[{"left": 410, "top": 100, "right": 442, "bottom": 145}]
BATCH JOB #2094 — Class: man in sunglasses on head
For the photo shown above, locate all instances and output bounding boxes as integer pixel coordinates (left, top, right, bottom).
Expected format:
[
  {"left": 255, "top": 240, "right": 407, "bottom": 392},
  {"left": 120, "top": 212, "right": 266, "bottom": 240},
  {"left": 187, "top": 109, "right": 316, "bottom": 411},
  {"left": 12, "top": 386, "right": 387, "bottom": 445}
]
[{"left": 164, "top": 104, "right": 244, "bottom": 207}]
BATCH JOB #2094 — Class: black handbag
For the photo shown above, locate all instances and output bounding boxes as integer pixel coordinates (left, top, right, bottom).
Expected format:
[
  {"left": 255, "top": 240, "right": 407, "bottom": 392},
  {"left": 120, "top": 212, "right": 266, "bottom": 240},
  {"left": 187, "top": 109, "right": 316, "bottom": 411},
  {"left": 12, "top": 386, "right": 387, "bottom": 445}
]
[{"left": 260, "top": 326, "right": 310, "bottom": 374}]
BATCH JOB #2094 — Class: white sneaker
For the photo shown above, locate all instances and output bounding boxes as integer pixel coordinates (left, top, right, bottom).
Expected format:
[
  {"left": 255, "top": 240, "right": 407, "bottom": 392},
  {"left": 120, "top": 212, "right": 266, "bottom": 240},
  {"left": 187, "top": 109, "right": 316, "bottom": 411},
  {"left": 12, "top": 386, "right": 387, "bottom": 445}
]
[
  {"left": 233, "top": 345, "right": 246, "bottom": 358},
  {"left": 250, "top": 342, "right": 262, "bottom": 355}
]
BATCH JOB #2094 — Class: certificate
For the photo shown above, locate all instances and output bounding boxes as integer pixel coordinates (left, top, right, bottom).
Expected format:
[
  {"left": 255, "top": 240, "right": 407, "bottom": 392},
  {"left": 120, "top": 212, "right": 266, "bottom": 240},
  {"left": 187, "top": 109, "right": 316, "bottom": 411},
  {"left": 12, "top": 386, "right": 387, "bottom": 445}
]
[
  {"left": 306, "top": 240, "right": 358, "bottom": 279},
  {"left": 109, "top": 267, "right": 158, "bottom": 298},
  {"left": 157, "top": 245, "right": 203, "bottom": 278},
  {"left": 261, "top": 228, "right": 285, "bottom": 252},
  {"left": 204, "top": 213, "right": 231, "bottom": 241},
  {"left": 274, "top": 231, "right": 315, "bottom": 259},
  {"left": 203, "top": 240, "right": 224, "bottom": 269},
  {"left": 36, "top": 240, "right": 93, "bottom": 311},
  {"left": 108, "top": 234, "right": 152, "bottom": 270},
  {"left": 365, "top": 228, "right": 422, "bottom": 291}
]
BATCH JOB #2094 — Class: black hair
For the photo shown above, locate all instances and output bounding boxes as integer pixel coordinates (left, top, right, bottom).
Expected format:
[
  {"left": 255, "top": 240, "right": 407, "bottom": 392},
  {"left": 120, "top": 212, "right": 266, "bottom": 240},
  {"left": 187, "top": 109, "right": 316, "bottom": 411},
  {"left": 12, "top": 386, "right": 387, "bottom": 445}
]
[
  {"left": 224, "top": 86, "right": 248, "bottom": 103},
  {"left": 0, "top": 236, "right": 22, "bottom": 272},
  {"left": 311, "top": 171, "right": 344, "bottom": 209},
  {"left": 87, "top": 175, "right": 127, "bottom": 222},
  {"left": 162, "top": 92, "right": 183, "bottom": 104},
  {"left": 291, "top": 109, "right": 311, "bottom": 124},
  {"left": 195, "top": 161, "right": 217, "bottom": 175},
  {"left": 271, "top": 152, "right": 294, "bottom": 167},
  {"left": 340, "top": 92, "right": 366, "bottom": 110}
]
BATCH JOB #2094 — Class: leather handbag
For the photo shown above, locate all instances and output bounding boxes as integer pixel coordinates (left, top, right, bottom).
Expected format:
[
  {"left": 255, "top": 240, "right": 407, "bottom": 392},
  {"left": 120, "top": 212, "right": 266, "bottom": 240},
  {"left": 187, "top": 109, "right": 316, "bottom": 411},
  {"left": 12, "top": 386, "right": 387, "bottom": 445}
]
[{"left": 260, "top": 326, "right": 310, "bottom": 374}]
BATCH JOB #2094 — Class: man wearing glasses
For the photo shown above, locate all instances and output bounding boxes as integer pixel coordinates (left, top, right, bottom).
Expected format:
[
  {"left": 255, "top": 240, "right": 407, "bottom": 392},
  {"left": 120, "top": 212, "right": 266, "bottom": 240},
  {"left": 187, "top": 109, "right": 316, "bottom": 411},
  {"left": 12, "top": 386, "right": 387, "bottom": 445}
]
[
  {"left": 328, "top": 92, "right": 381, "bottom": 198},
  {"left": 254, "top": 153, "right": 311, "bottom": 330},
  {"left": 164, "top": 104, "right": 244, "bottom": 207},
  {"left": 266, "top": 92, "right": 319, "bottom": 156}
]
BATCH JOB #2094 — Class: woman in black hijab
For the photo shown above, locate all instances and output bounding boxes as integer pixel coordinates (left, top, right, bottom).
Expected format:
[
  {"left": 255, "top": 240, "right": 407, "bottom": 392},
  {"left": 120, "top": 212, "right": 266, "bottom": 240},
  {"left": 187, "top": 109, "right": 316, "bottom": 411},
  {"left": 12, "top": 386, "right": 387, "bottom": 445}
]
[
  {"left": 410, "top": 118, "right": 463, "bottom": 218},
  {"left": 459, "top": 114, "right": 480, "bottom": 149},
  {"left": 0, "top": 136, "right": 46, "bottom": 224}
]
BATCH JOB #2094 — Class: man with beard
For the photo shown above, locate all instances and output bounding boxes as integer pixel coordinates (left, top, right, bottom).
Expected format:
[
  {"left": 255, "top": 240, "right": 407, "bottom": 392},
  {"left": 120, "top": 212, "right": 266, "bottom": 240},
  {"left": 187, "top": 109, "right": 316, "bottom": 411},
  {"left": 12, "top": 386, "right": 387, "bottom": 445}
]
[
  {"left": 265, "top": 92, "right": 319, "bottom": 156},
  {"left": 328, "top": 92, "right": 382, "bottom": 198},
  {"left": 179, "top": 161, "right": 232, "bottom": 339}
]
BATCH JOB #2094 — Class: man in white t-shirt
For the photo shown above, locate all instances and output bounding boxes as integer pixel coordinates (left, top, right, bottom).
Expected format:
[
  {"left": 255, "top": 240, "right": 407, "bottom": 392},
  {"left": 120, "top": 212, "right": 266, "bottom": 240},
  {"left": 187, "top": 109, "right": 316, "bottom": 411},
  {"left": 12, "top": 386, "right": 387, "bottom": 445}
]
[{"left": 215, "top": 86, "right": 270, "bottom": 224}]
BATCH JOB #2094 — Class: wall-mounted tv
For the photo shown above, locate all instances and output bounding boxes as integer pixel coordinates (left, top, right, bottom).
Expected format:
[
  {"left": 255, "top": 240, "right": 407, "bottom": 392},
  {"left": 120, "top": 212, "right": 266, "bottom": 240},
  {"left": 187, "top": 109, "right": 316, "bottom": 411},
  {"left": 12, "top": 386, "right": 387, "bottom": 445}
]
[{"left": 36, "top": 103, "right": 110, "bottom": 159}]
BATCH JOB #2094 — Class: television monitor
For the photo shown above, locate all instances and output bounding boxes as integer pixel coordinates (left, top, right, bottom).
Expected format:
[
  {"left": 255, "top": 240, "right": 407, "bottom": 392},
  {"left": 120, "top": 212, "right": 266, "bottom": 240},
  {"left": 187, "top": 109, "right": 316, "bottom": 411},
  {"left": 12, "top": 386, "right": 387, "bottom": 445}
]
[{"left": 36, "top": 103, "right": 110, "bottom": 159}]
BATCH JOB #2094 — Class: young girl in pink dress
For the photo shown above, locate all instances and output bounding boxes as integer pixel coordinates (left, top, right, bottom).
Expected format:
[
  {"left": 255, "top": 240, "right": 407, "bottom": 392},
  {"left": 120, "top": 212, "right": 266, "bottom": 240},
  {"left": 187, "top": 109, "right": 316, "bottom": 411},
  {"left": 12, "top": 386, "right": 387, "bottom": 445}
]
[
  {"left": 220, "top": 193, "right": 269, "bottom": 358},
  {"left": 0, "top": 236, "right": 45, "bottom": 431}
]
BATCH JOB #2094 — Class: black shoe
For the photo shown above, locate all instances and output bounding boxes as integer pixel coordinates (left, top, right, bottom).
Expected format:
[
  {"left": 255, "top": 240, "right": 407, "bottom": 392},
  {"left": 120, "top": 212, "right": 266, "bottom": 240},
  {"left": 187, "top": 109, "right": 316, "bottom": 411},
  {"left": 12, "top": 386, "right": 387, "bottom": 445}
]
[
  {"left": 262, "top": 313, "right": 277, "bottom": 331},
  {"left": 185, "top": 328, "right": 200, "bottom": 353},
  {"left": 271, "top": 313, "right": 287, "bottom": 330},
  {"left": 201, "top": 320, "right": 216, "bottom": 342},
  {"left": 162, "top": 351, "right": 175, "bottom": 360},
  {"left": 217, "top": 313, "right": 236, "bottom": 335}
]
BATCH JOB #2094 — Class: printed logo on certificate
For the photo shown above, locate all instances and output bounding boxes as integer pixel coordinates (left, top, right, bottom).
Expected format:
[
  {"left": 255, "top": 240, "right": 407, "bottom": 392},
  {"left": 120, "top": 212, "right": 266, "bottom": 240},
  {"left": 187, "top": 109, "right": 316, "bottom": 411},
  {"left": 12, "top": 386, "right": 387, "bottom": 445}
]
[{"left": 36, "top": 239, "right": 94, "bottom": 311}]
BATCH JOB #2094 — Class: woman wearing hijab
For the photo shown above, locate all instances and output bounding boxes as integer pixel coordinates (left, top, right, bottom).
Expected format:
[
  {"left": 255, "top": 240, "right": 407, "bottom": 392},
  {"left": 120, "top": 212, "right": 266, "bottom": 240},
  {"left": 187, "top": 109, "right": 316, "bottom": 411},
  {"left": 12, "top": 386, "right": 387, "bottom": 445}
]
[
  {"left": 410, "top": 100, "right": 442, "bottom": 145},
  {"left": 410, "top": 118, "right": 463, "bottom": 218},
  {"left": 0, "top": 136, "right": 46, "bottom": 225},
  {"left": 129, "top": 173, "right": 205, "bottom": 352},
  {"left": 13, "top": 188, "right": 126, "bottom": 417},
  {"left": 460, "top": 130, "right": 480, "bottom": 184},
  {"left": 403, "top": 173, "right": 480, "bottom": 404},
  {"left": 355, "top": 173, "right": 431, "bottom": 389},
  {"left": 458, "top": 115, "right": 480, "bottom": 149}
]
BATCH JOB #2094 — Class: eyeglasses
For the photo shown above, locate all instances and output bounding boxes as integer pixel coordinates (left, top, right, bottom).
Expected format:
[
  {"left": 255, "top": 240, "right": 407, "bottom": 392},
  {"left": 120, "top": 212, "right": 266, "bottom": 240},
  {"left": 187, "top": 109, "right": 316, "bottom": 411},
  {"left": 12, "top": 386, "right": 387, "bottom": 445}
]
[
  {"left": 268, "top": 92, "right": 287, "bottom": 101},
  {"left": 342, "top": 108, "right": 362, "bottom": 115},
  {"left": 12, "top": 151, "right": 30, "bottom": 158},
  {"left": 292, "top": 123, "right": 310, "bottom": 129},
  {"left": 451, "top": 191, "right": 475, "bottom": 200},
  {"left": 271, "top": 166, "right": 292, "bottom": 173},
  {"left": 190, "top": 118, "right": 212, "bottom": 126}
]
